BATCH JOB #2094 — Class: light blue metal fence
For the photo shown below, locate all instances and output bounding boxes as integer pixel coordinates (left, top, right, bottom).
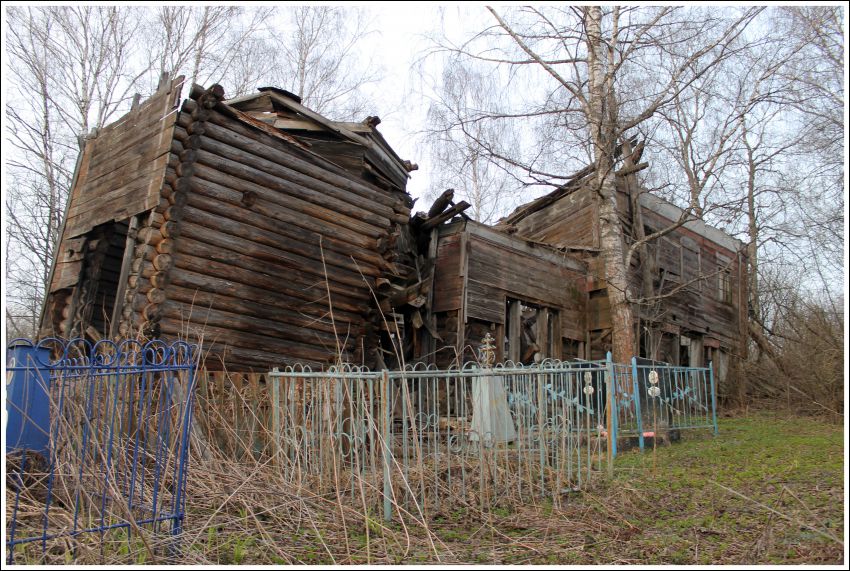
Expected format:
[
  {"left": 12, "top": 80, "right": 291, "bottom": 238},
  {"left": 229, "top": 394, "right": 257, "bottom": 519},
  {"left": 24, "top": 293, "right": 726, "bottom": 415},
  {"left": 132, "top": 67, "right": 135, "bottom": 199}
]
[
  {"left": 259, "top": 352, "right": 718, "bottom": 521},
  {"left": 5, "top": 338, "right": 199, "bottom": 564},
  {"left": 614, "top": 357, "right": 718, "bottom": 452},
  {"left": 265, "top": 356, "right": 620, "bottom": 520}
]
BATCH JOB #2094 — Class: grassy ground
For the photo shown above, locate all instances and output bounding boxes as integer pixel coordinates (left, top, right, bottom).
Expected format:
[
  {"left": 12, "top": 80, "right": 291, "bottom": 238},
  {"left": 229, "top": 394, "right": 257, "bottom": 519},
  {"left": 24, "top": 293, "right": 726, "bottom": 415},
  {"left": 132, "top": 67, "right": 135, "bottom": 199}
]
[
  {"left": 403, "top": 411, "right": 846, "bottom": 565},
  {"left": 9, "top": 411, "right": 842, "bottom": 564},
  {"left": 184, "top": 411, "right": 844, "bottom": 565}
]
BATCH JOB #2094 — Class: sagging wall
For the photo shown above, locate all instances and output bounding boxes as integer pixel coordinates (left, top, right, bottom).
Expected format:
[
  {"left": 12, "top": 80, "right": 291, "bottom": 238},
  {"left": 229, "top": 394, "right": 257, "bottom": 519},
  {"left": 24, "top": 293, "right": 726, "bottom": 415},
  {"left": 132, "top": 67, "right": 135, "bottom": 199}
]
[
  {"left": 503, "top": 173, "right": 748, "bottom": 373},
  {"left": 40, "top": 76, "right": 186, "bottom": 341},
  {"left": 150, "top": 87, "right": 411, "bottom": 370}
]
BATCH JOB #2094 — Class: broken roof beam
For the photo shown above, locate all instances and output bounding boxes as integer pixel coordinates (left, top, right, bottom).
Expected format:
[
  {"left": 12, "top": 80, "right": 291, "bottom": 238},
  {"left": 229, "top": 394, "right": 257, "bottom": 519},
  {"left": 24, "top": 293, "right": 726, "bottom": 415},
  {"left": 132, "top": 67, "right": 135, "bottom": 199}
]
[{"left": 419, "top": 201, "right": 471, "bottom": 231}]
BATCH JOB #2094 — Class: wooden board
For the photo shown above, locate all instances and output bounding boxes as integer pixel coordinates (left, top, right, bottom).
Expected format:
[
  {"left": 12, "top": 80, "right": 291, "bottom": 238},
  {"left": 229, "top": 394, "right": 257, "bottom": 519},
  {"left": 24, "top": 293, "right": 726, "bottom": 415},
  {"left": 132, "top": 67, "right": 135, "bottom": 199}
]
[{"left": 62, "top": 77, "right": 184, "bottom": 238}]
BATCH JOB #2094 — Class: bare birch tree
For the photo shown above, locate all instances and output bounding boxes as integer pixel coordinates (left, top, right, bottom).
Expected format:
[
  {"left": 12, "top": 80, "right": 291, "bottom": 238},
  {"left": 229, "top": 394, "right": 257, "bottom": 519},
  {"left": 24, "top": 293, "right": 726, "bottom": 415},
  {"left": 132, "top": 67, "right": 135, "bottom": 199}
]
[
  {"left": 431, "top": 5, "right": 761, "bottom": 360},
  {"left": 268, "top": 6, "right": 383, "bottom": 120},
  {"left": 5, "top": 6, "right": 149, "bottom": 336},
  {"left": 145, "top": 6, "right": 273, "bottom": 96},
  {"left": 424, "top": 57, "right": 520, "bottom": 223}
]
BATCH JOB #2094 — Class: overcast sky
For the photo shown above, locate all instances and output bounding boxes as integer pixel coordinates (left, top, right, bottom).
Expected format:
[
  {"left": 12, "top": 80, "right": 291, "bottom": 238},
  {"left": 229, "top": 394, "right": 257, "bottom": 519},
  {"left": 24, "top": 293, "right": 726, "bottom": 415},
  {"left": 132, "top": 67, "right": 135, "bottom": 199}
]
[{"left": 353, "top": 3, "right": 487, "bottom": 205}]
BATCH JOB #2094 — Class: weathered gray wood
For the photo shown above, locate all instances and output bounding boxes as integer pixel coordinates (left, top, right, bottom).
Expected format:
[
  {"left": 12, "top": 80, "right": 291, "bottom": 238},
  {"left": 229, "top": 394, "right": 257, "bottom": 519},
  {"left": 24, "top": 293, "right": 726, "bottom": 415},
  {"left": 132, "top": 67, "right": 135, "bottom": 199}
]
[
  {"left": 186, "top": 177, "right": 386, "bottom": 269},
  {"left": 202, "top": 109, "right": 410, "bottom": 214},
  {"left": 108, "top": 215, "right": 139, "bottom": 337},
  {"left": 179, "top": 205, "right": 381, "bottom": 284},
  {"left": 188, "top": 167, "right": 379, "bottom": 248},
  {"left": 194, "top": 146, "right": 392, "bottom": 229},
  {"left": 159, "top": 297, "right": 351, "bottom": 349},
  {"left": 168, "top": 256, "right": 368, "bottom": 320},
  {"left": 157, "top": 312, "right": 348, "bottom": 365},
  {"left": 164, "top": 278, "right": 342, "bottom": 336},
  {"left": 508, "top": 300, "right": 521, "bottom": 363},
  {"left": 420, "top": 201, "right": 471, "bottom": 231}
]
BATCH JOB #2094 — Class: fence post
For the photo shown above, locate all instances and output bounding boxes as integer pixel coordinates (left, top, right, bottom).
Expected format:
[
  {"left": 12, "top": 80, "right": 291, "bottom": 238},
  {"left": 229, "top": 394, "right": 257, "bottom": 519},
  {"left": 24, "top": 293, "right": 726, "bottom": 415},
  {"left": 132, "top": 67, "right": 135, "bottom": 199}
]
[
  {"left": 271, "top": 368, "right": 281, "bottom": 468},
  {"left": 381, "top": 369, "right": 393, "bottom": 522},
  {"left": 631, "top": 357, "right": 645, "bottom": 452},
  {"left": 172, "top": 351, "right": 198, "bottom": 542},
  {"left": 709, "top": 362, "right": 718, "bottom": 436},
  {"left": 605, "top": 351, "right": 615, "bottom": 476}
]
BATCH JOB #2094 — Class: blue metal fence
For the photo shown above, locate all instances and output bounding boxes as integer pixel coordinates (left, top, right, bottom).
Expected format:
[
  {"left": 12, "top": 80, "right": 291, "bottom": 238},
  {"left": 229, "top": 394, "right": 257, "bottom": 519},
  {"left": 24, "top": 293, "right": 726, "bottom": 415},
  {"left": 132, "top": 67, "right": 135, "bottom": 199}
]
[
  {"left": 613, "top": 356, "right": 718, "bottom": 453},
  {"left": 263, "top": 358, "right": 618, "bottom": 520},
  {"left": 5, "top": 338, "right": 199, "bottom": 564}
]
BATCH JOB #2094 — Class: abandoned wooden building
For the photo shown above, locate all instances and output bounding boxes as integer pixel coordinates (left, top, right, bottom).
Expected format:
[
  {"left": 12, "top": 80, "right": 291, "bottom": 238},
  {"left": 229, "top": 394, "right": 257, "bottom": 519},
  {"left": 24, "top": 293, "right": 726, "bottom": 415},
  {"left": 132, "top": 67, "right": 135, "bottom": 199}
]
[
  {"left": 494, "top": 155, "right": 748, "bottom": 380},
  {"left": 39, "top": 78, "right": 747, "bottom": 383},
  {"left": 38, "top": 76, "right": 416, "bottom": 369}
]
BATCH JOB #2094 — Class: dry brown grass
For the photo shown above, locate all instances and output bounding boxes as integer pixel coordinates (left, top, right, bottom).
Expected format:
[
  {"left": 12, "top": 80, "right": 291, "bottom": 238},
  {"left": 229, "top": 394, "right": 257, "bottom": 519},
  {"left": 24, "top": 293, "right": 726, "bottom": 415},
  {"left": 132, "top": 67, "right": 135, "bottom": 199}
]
[{"left": 7, "top": 412, "right": 844, "bottom": 565}]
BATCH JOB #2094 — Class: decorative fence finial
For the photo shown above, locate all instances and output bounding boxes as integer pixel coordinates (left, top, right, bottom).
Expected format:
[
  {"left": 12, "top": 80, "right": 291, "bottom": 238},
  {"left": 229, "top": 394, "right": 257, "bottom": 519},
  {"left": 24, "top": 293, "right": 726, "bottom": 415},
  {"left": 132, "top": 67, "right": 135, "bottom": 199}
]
[
  {"left": 479, "top": 332, "right": 496, "bottom": 368},
  {"left": 648, "top": 369, "right": 661, "bottom": 397}
]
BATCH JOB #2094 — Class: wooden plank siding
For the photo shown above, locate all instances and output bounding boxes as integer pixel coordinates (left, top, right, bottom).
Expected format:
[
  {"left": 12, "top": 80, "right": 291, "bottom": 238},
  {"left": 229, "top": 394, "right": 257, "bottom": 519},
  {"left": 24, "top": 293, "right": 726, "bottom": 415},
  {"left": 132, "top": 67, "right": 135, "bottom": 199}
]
[
  {"left": 510, "top": 184, "right": 599, "bottom": 250},
  {"left": 641, "top": 207, "right": 745, "bottom": 350},
  {"left": 430, "top": 220, "right": 588, "bottom": 364},
  {"left": 504, "top": 174, "right": 747, "bottom": 358},
  {"left": 62, "top": 78, "right": 184, "bottom": 238}
]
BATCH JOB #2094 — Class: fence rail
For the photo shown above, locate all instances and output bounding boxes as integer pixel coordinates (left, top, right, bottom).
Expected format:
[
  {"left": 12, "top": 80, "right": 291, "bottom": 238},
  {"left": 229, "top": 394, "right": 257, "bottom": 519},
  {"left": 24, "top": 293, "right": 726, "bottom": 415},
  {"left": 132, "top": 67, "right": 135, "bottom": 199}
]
[
  {"left": 5, "top": 338, "right": 198, "bottom": 564},
  {"left": 269, "top": 359, "right": 618, "bottom": 518}
]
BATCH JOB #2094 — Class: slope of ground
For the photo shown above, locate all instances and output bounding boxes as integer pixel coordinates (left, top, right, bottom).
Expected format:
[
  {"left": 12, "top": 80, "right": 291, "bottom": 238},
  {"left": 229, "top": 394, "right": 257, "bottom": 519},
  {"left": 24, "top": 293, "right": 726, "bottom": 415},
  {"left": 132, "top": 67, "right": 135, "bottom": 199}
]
[{"left": 182, "top": 412, "right": 844, "bottom": 565}]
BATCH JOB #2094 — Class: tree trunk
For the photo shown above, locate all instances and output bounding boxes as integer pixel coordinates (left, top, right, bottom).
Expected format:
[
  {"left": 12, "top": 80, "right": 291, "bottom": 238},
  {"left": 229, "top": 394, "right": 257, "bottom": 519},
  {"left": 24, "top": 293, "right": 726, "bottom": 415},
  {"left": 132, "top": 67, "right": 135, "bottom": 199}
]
[{"left": 586, "top": 6, "right": 636, "bottom": 362}]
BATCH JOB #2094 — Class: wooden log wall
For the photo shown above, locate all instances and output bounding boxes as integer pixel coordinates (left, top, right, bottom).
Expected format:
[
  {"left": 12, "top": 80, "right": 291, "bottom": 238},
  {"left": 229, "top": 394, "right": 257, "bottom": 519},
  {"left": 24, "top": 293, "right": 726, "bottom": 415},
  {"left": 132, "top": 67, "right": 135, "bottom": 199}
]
[
  {"left": 134, "top": 84, "right": 411, "bottom": 371},
  {"left": 40, "top": 76, "right": 185, "bottom": 339},
  {"left": 639, "top": 207, "right": 746, "bottom": 351},
  {"left": 510, "top": 184, "right": 599, "bottom": 250},
  {"left": 504, "top": 171, "right": 747, "bottom": 361}
]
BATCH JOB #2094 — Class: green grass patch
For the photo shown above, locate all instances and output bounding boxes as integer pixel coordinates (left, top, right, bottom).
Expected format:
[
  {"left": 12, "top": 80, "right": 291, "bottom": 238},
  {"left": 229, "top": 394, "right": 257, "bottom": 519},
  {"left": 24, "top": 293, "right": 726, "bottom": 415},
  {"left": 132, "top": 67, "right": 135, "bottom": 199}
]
[{"left": 172, "top": 412, "right": 842, "bottom": 565}]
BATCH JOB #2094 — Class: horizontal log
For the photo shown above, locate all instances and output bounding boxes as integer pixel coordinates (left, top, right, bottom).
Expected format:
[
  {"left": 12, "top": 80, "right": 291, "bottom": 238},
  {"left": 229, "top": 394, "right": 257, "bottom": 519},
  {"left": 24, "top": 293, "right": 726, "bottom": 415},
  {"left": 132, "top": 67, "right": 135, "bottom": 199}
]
[
  {"left": 191, "top": 161, "right": 384, "bottom": 240},
  {"left": 157, "top": 310, "right": 347, "bottom": 365},
  {"left": 173, "top": 227, "right": 372, "bottom": 307},
  {"left": 180, "top": 203, "right": 381, "bottom": 283},
  {"left": 137, "top": 227, "right": 164, "bottom": 246},
  {"left": 202, "top": 104, "right": 410, "bottom": 215},
  {"left": 156, "top": 239, "right": 176, "bottom": 255},
  {"left": 200, "top": 118, "right": 404, "bottom": 217},
  {"left": 184, "top": 181, "right": 386, "bottom": 273},
  {"left": 177, "top": 111, "right": 192, "bottom": 129},
  {"left": 175, "top": 340, "right": 325, "bottom": 372},
  {"left": 165, "top": 280, "right": 343, "bottom": 337},
  {"left": 130, "top": 259, "right": 152, "bottom": 278},
  {"left": 194, "top": 144, "right": 393, "bottom": 229},
  {"left": 146, "top": 287, "right": 167, "bottom": 304},
  {"left": 160, "top": 296, "right": 352, "bottom": 350},
  {"left": 187, "top": 169, "right": 377, "bottom": 251},
  {"left": 161, "top": 220, "right": 181, "bottom": 239},
  {"left": 150, "top": 270, "right": 170, "bottom": 289},
  {"left": 142, "top": 304, "right": 161, "bottom": 321},
  {"left": 169, "top": 265, "right": 363, "bottom": 324},
  {"left": 170, "top": 251, "right": 369, "bottom": 318},
  {"left": 176, "top": 161, "right": 195, "bottom": 178},
  {"left": 153, "top": 253, "right": 173, "bottom": 271}
]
